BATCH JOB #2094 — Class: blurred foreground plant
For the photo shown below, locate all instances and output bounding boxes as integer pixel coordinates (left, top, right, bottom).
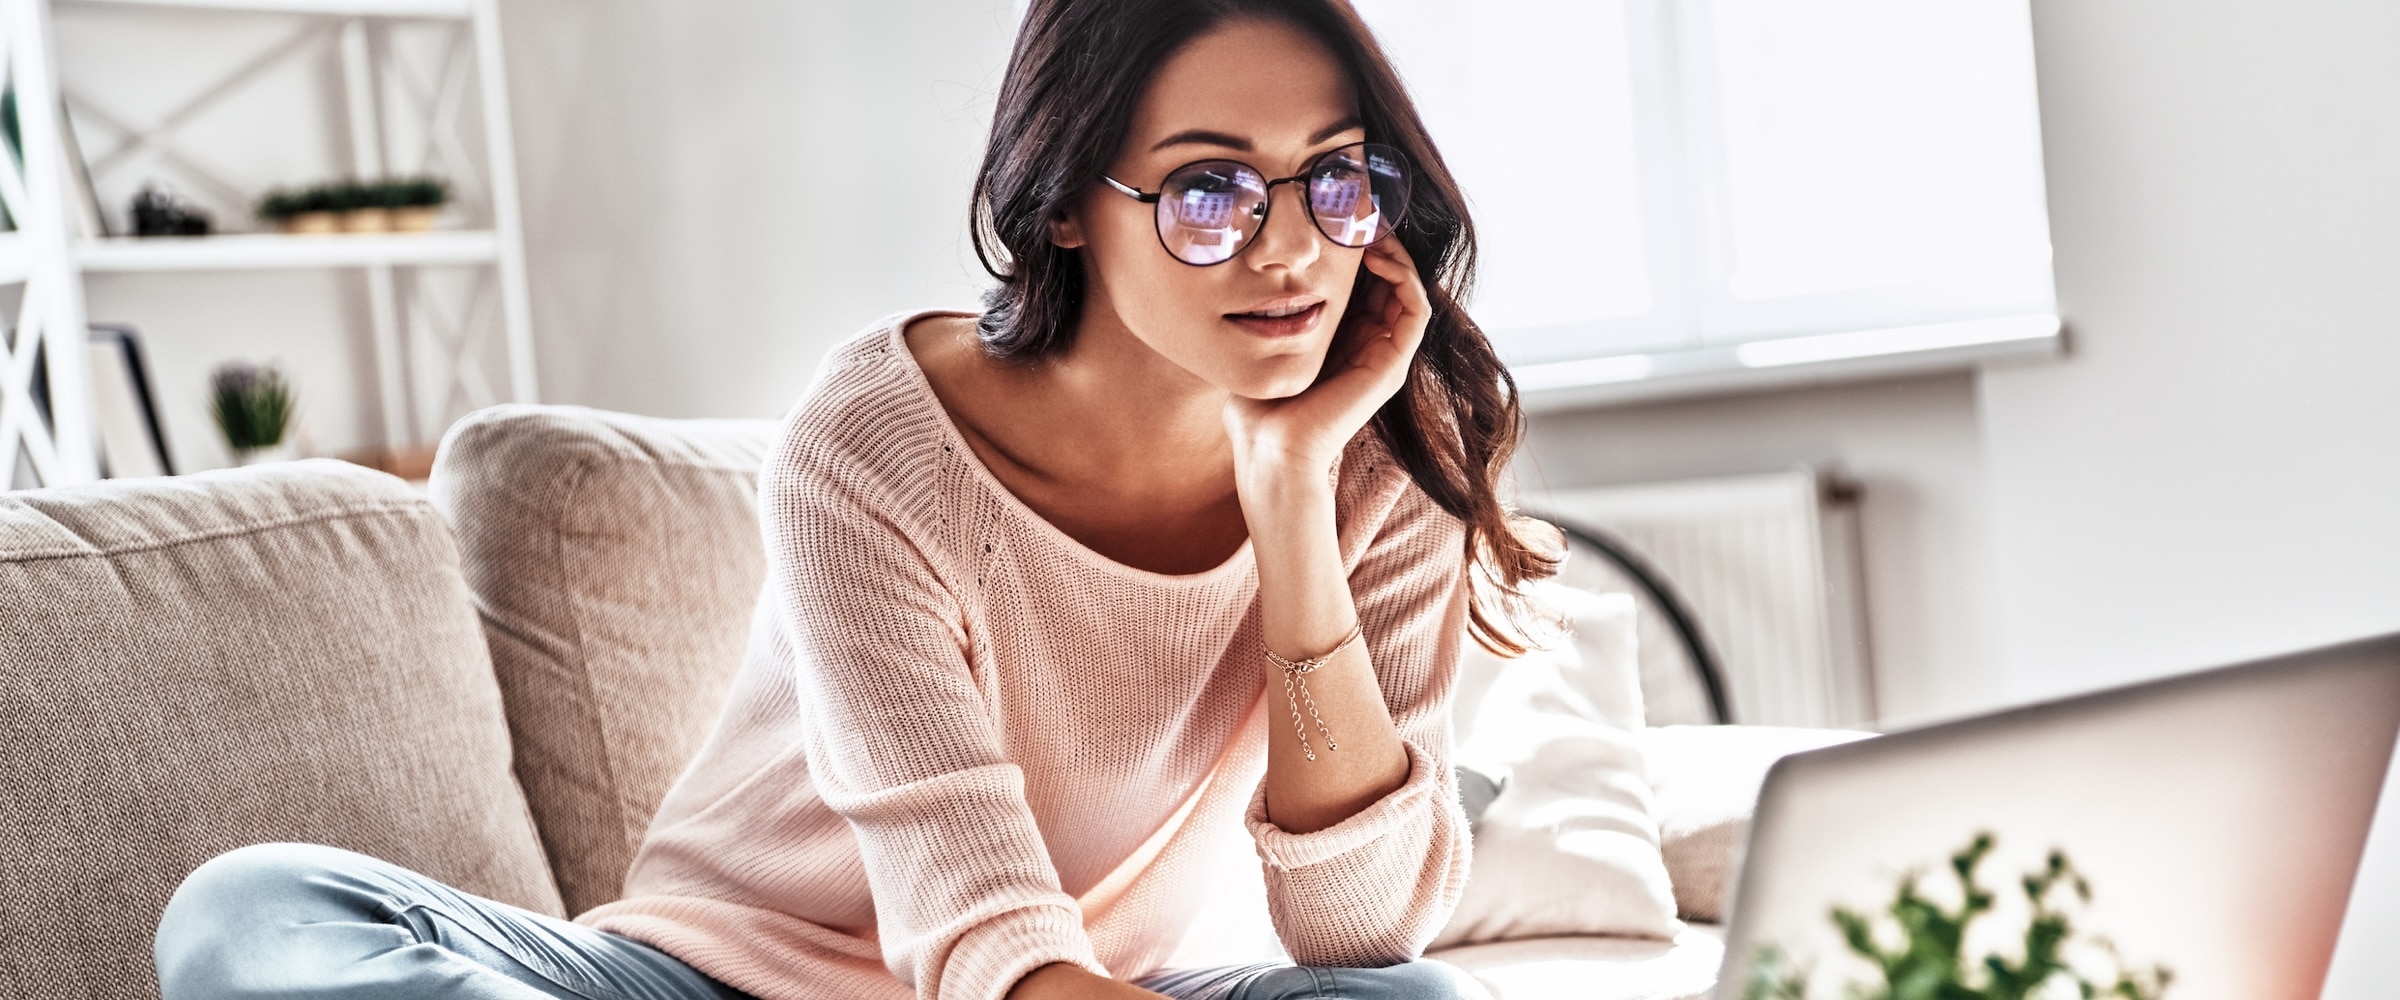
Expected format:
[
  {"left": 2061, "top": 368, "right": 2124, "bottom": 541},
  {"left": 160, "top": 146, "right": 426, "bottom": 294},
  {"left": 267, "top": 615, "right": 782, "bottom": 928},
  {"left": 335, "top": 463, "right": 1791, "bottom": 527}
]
[{"left": 1743, "top": 832, "right": 2173, "bottom": 1000}]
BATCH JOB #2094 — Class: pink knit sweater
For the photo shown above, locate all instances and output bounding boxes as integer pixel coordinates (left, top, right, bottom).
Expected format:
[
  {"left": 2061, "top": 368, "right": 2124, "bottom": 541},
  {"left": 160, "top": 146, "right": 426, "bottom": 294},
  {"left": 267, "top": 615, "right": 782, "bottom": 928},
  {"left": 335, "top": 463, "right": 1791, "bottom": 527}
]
[{"left": 575, "top": 309, "right": 1475, "bottom": 1000}]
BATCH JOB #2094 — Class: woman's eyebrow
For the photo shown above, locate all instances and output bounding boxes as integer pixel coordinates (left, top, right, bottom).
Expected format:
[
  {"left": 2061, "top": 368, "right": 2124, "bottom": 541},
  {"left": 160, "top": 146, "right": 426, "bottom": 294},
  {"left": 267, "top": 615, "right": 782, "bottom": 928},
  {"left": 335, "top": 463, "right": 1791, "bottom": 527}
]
[{"left": 1147, "top": 115, "right": 1366, "bottom": 153}]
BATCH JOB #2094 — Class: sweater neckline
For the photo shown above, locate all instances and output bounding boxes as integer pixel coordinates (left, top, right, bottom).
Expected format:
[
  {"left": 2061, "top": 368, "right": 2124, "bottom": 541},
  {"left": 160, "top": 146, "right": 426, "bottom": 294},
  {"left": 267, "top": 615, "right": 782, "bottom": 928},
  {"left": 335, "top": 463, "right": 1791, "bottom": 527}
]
[{"left": 880, "top": 309, "right": 1258, "bottom": 588}]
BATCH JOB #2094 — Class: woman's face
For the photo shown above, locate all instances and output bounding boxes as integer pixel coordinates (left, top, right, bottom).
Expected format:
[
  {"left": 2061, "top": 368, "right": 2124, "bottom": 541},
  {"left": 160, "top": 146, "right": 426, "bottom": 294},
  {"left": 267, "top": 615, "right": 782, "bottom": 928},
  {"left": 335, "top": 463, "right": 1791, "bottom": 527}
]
[{"left": 1062, "top": 17, "right": 1370, "bottom": 400}]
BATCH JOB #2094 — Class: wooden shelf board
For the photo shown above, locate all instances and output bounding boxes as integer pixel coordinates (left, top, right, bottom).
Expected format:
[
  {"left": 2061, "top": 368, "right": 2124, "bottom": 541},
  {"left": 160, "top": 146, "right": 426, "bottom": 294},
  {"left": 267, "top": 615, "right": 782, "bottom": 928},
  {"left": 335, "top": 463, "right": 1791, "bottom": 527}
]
[
  {"left": 60, "top": 0, "right": 470, "bottom": 19},
  {"left": 76, "top": 231, "right": 499, "bottom": 272}
]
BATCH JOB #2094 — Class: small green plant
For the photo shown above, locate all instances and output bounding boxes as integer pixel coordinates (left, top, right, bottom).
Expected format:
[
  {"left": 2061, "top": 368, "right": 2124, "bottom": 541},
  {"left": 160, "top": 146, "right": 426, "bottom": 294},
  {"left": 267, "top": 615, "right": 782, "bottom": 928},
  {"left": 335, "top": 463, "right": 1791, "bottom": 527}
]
[
  {"left": 376, "top": 175, "right": 449, "bottom": 208},
  {"left": 254, "top": 187, "right": 304, "bottom": 220},
  {"left": 208, "top": 362, "right": 295, "bottom": 454},
  {"left": 317, "top": 181, "right": 371, "bottom": 214},
  {"left": 254, "top": 176, "right": 450, "bottom": 221},
  {"left": 1743, "top": 832, "right": 2173, "bottom": 1000}
]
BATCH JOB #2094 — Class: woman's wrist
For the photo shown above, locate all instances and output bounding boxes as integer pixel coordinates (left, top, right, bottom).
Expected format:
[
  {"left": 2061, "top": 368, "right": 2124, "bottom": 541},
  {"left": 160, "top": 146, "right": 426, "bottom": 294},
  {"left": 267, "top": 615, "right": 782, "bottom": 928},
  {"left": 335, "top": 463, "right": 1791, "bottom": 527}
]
[
  {"left": 1234, "top": 451, "right": 1356, "bottom": 655},
  {"left": 1234, "top": 454, "right": 1338, "bottom": 558},
  {"left": 1232, "top": 446, "right": 1338, "bottom": 504}
]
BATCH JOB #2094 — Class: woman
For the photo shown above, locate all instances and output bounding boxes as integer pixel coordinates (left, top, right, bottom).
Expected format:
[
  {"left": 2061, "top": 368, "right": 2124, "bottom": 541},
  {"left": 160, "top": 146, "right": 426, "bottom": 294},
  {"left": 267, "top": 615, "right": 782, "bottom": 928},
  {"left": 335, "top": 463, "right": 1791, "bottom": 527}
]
[{"left": 152, "top": 1, "right": 1556, "bottom": 998}]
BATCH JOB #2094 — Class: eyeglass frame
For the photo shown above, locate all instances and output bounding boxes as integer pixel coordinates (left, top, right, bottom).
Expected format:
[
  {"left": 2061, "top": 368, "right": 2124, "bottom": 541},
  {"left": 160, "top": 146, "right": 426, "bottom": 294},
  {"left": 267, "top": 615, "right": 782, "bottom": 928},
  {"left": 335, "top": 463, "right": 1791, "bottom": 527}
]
[{"left": 1099, "top": 140, "right": 1411, "bottom": 267}]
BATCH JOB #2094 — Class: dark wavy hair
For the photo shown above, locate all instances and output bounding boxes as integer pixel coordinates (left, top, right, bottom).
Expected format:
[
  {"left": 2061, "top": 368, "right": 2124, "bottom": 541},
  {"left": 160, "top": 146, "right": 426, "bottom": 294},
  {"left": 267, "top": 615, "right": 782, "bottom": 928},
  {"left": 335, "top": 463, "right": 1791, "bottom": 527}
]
[{"left": 969, "top": 0, "right": 1559, "bottom": 655}]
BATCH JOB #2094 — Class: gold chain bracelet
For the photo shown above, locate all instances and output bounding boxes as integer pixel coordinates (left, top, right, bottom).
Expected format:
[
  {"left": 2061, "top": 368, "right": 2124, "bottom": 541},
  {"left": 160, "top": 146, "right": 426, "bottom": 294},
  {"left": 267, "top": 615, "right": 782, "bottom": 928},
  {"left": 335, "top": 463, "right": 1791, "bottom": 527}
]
[{"left": 1264, "top": 620, "right": 1363, "bottom": 761}]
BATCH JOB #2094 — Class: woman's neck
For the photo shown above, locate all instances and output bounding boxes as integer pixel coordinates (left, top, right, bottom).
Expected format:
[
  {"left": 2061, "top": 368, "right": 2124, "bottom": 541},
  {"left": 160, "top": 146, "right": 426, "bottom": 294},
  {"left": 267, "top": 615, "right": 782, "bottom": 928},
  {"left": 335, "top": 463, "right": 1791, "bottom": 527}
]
[
  {"left": 1040, "top": 310, "right": 1235, "bottom": 483},
  {"left": 908, "top": 311, "right": 1235, "bottom": 504},
  {"left": 907, "top": 309, "right": 1252, "bottom": 574}
]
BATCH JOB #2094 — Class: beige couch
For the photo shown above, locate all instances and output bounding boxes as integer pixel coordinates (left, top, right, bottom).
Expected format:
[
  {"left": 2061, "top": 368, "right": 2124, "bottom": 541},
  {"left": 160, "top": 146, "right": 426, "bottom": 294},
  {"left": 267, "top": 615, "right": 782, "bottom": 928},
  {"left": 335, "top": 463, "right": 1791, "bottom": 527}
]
[{"left": 0, "top": 404, "right": 1861, "bottom": 1000}]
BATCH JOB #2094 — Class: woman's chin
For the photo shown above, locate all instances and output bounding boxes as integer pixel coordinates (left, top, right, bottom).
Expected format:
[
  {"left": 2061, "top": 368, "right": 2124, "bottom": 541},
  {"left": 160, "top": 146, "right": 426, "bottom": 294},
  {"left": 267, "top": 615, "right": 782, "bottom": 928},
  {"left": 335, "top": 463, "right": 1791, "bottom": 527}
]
[{"left": 1218, "top": 364, "right": 1322, "bottom": 402}]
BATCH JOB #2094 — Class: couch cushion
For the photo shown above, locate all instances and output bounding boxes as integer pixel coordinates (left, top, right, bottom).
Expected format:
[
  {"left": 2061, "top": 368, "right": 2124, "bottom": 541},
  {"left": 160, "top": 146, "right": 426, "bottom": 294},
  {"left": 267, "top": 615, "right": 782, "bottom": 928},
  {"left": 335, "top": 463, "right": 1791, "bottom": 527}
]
[
  {"left": 1639, "top": 725, "right": 1876, "bottom": 922},
  {"left": 431, "top": 404, "right": 777, "bottom": 917},
  {"left": 1435, "top": 584, "right": 1682, "bottom": 948},
  {"left": 0, "top": 459, "right": 562, "bottom": 1000}
]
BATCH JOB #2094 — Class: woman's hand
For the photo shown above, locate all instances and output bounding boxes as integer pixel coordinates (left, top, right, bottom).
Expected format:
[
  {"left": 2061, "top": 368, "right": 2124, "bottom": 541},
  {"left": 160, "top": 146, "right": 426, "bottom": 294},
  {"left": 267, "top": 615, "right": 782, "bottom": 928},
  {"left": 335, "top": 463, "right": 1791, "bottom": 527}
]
[
  {"left": 1008, "top": 961, "right": 1171, "bottom": 1000},
  {"left": 1223, "top": 236, "right": 1430, "bottom": 482}
]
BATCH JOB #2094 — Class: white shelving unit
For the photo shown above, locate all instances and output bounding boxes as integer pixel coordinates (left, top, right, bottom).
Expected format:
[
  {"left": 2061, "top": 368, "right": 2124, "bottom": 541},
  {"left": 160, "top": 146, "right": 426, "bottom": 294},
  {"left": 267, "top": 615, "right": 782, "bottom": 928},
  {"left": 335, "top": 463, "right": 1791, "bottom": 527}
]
[{"left": 0, "top": 0, "right": 534, "bottom": 487}]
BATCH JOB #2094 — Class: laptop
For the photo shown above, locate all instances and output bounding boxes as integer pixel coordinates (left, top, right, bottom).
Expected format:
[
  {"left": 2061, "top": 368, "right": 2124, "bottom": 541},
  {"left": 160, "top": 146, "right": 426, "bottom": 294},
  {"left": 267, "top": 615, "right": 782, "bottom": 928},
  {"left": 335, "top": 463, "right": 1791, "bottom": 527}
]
[{"left": 1712, "top": 632, "right": 2400, "bottom": 1000}]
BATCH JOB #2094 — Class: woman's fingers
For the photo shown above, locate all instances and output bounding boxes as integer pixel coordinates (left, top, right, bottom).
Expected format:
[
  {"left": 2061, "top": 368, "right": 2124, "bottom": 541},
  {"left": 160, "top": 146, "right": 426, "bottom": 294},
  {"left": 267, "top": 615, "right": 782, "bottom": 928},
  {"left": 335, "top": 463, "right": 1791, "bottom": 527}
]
[
  {"left": 1368, "top": 238, "right": 1430, "bottom": 329},
  {"left": 1356, "top": 239, "right": 1427, "bottom": 379}
]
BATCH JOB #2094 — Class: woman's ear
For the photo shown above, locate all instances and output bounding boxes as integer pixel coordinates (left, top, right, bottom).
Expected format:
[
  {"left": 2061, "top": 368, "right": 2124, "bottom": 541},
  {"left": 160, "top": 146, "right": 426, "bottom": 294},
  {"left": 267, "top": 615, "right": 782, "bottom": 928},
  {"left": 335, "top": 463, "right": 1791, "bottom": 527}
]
[{"left": 1047, "top": 207, "right": 1087, "bottom": 249}]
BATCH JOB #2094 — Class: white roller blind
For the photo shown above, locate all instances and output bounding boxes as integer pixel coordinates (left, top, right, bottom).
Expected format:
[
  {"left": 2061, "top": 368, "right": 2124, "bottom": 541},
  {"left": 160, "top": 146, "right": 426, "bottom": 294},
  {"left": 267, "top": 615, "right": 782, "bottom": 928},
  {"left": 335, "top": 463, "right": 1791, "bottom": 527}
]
[{"left": 1354, "top": 0, "right": 2058, "bottom": 397}]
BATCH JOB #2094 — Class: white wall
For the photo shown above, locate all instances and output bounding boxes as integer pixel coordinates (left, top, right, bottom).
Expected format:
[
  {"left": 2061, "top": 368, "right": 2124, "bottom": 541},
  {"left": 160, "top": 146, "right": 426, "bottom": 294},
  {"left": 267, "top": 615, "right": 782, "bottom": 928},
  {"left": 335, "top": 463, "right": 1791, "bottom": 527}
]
[
  {"left": 1985, "top": 0, "right": 2400, "bottom": 699},
  {"left": 499, "top": 0, "right": 1019, "bottom": 422},
  {"left": 2000, "top": 5, "right": 2400, "bottom": 984}
]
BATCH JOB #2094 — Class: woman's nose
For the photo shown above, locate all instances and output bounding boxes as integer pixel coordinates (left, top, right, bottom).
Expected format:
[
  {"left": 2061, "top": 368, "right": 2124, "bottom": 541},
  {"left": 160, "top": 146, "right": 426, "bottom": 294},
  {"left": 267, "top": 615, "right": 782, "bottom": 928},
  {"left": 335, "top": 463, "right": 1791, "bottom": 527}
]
[{"left": 1244, "top": 181, "right": 1323, "bottom": 272}]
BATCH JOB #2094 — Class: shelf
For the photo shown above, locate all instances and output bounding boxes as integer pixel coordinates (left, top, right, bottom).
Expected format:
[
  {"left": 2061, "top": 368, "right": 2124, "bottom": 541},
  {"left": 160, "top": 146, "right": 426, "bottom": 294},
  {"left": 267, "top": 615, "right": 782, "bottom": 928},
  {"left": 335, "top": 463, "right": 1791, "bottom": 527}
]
[
  {"left": 4, "top": 0, "right": 533, "bottom": 486},
  {"left": 1513, "top": 314, "right": 2065, "bottom": 412},
  {"left": 60, "top": 0, "right": 470, "bottom": 17},
  {"left": 76, "top": 230, "right": 499, "bottom": 272}
]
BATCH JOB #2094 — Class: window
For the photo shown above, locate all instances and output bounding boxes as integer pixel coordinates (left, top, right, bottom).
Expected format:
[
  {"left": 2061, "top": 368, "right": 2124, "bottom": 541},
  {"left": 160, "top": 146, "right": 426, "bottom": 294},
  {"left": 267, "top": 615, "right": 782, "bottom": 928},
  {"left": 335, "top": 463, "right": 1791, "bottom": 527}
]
[{"left": 1354, "top": 0, "right": 2059, "bottom": 403}]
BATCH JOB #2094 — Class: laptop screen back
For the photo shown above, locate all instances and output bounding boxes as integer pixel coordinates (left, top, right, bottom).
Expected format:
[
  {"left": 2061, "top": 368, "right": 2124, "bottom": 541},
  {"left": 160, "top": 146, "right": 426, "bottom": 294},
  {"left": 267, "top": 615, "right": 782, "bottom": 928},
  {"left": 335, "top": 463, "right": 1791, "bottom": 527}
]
[{"left": 1716, "top": 634, "right": 2400, "bottom": 1000}]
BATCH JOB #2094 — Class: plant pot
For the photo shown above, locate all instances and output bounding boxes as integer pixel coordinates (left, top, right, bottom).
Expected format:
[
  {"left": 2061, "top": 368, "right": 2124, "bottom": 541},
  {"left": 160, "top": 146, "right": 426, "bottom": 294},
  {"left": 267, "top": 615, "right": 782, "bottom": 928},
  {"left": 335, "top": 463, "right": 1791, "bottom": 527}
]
[
  {"left": 340, "top": 207, "right": 392, "bottom": 233},
  {"left": 282, "top": 212, "right": 340, "bottom": 234},
  {"left": 234, "top": 441, "right": 298, "bottom": 466},
  {"left": 389, "top": 205, "right": 441, "bottom": 232}
]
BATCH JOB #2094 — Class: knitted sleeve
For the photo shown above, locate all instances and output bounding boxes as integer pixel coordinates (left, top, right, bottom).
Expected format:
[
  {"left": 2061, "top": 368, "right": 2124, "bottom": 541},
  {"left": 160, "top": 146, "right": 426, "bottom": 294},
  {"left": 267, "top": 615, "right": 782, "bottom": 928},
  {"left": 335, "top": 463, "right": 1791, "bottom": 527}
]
[
  {"left": 762, "top": 450, "right": 1110, "bottom": 1000},
  {"left": 1240, "top": 475, "right": 1477, "bottom": 966}
]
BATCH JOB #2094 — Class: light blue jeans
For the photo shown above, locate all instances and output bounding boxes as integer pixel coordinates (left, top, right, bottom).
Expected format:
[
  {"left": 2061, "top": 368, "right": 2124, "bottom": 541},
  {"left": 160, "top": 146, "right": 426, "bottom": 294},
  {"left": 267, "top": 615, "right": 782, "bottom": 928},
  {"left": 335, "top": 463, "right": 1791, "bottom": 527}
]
[{"left": 155, "top": 842, "right": 1490, "bottom": 1000}]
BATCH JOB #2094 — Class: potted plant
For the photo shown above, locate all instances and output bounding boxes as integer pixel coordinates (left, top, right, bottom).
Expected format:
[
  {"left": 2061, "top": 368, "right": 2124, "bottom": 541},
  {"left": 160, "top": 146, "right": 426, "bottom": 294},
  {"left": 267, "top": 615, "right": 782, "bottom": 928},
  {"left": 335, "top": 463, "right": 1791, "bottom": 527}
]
[
  {"left": 258, "top": 177, "right": 454, "bottom": 234},
  {"left": 208, "top": 361, "right": 297, "bottom": 465},
  {"left": 329, "top": 179, "right": 386, "bottom": 233},
  {"left": 1742, "top": 832, "right": 2173, "bottom": 1000},
  {"left": 258, "top": 185, "right": 338, "bottom": 234},
  {"left": 381, "top": 175, "right": 450, "bottom": 231}
]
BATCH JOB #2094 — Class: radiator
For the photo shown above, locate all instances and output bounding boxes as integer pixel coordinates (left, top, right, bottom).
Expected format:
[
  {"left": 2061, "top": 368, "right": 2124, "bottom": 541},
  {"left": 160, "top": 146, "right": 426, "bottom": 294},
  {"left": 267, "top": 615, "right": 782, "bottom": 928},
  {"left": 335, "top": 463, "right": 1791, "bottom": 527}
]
[{"left": 1523, "top": 468, "right": 1876, "bottom": 729}]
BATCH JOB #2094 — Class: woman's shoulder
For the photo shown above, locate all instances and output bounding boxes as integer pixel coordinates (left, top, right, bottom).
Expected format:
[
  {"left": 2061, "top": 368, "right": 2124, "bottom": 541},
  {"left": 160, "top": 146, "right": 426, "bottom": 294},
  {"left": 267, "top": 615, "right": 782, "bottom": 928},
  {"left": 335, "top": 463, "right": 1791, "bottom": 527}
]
[{"left": 762, "top": 308, "right": 971, "bottom": 501}]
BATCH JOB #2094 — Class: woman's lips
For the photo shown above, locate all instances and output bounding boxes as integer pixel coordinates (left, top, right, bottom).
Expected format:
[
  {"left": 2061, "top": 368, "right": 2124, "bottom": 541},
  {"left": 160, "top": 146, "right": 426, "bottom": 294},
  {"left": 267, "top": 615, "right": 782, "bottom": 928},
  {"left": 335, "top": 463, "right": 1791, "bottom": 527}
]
[{"left": 1226, "top": 301, "right": 1325, "bottom": 338}]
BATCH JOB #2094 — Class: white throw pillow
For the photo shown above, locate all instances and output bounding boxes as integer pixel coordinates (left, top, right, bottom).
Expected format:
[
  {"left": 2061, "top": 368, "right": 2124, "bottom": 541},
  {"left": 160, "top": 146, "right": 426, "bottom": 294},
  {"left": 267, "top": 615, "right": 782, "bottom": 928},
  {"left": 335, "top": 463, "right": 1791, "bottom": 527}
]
[{"left": 1431, "top": 582, "right": 1685, "bottom": 948}]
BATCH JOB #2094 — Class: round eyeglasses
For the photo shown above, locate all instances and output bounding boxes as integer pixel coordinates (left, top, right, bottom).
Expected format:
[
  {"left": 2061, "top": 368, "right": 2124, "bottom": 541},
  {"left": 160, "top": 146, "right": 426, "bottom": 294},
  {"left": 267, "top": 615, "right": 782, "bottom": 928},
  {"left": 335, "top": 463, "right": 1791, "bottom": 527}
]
[{"left": 1101, "top": 141, "right": 1412, "bottom": 266}]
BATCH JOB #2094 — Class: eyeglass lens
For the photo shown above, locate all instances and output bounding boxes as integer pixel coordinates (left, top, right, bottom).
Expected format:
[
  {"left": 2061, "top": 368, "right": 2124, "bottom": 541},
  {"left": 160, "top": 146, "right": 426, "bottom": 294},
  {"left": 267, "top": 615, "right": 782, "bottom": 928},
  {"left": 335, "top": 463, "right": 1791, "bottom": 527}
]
[{"left": 1153, "top": 143, "right": 1411, "bottom": 265}]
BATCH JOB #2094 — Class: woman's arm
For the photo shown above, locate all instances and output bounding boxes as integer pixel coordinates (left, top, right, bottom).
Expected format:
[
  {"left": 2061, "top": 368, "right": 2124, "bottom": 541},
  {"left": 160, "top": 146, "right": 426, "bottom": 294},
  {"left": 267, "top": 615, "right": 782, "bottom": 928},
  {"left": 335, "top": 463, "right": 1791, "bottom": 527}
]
[
  {"left": 1225, "top": 234, "right": 1432, "bottom": 837},
  {"left": 1220, "top": 237, "right": 1474, "bottom": 964},
  {"left": 1241, "top": 449, "right": 1412, "bottom": 831},
  {"left": 1237, "top": 472, "right": 1475, "bottom": 966},
  {"left": 765, "top": 446, "right": 1114, "bottom": 1000}
]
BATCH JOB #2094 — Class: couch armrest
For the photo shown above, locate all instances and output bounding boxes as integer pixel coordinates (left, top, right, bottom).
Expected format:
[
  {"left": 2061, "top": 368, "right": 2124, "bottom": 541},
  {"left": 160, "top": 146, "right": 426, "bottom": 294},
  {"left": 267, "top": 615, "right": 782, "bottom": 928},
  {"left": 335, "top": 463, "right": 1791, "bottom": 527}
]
[{"left": 1639, "top": 724, "right": 1875, "bottom": 922}]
